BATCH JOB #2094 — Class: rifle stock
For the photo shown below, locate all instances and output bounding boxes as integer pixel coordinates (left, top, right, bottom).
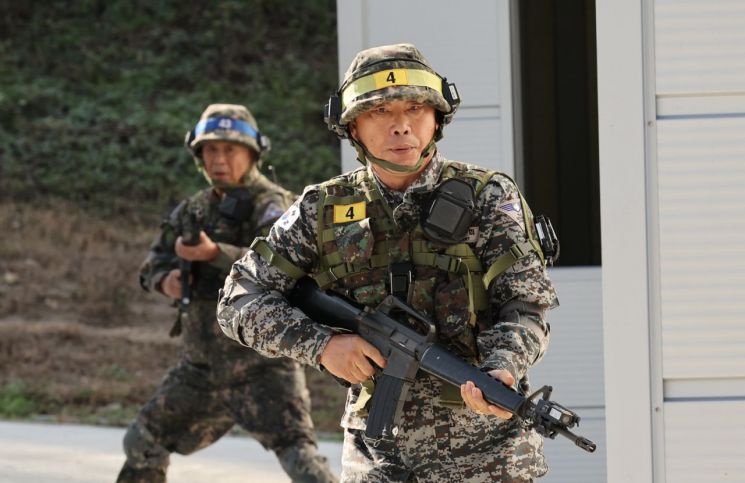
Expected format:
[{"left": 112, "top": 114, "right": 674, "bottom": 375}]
[{"left": 288, "top": 277, "right": 596, "bottom": 453}]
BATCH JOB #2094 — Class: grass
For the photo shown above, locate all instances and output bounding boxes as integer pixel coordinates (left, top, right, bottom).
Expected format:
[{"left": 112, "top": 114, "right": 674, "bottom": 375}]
[{"left": 0, "top": 200, "right": 347, "bottom": 436}]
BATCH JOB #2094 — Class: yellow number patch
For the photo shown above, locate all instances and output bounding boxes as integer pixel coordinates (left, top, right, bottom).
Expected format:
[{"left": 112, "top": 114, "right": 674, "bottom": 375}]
[
  {"left": 373, "top": 69, "right": 408, "bottom": 89},
  {"left": 333, "top": 202, "right": 366, "bottom": 223}
]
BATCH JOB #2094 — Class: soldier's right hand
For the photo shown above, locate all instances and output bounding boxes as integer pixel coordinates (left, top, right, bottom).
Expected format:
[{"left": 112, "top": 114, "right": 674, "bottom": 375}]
[
  {"left": 160, "top": 269, "right": 183, "bottom": 299},
  {"left": 319, "top": 334, "right": 386, "bottom": 385}
]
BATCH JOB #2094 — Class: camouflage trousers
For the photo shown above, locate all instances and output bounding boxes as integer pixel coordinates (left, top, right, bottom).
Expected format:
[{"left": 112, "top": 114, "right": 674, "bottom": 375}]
[
  {"left": 339, "top": 374, "right": 546, "bottom": 482},
  {"left": 121, "top": 357, "right": 336, "bottom": 482}
]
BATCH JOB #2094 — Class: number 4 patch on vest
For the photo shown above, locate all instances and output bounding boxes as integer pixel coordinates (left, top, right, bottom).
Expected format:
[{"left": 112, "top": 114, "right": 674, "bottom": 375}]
[{"left": 333, "top": 202, "right": 366, "bottom": 223}]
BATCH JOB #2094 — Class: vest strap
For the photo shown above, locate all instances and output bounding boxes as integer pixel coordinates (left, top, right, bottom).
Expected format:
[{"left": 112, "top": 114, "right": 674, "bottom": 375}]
[
  {"left": 482, "top": 240, "right": 536, "bottom": 289},
  {"left": 251, "top": 238, "right": 306, "bottom": 280},
  {"left": 311, "top": 255, "right": 391, "bottom": 289}
]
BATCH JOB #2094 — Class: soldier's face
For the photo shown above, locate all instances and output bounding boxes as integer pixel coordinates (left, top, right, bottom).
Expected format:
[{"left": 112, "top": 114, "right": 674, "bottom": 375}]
[
  {"left": 201, "top": 141, "right": 254, "bottom": 184},
  {"left": 350, "top": 100, "right": 436, "bottom": 167}
]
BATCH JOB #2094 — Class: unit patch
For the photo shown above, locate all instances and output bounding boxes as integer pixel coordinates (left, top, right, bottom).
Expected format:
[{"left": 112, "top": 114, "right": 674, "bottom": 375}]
[
  {"left": 258, "top": 203, "right": 285, "bottom": 227},
  {"left": 498, "top": 199, "right": 524, "bottom": 226},
  {"left": 333, "top": 202, "right": 366, "bottom": 223},
  {"left": 276, "top": 204, "right": 300, "bottom": 231}
]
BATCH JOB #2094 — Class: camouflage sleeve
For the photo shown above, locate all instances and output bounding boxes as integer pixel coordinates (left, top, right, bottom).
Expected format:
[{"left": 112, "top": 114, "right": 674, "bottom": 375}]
[
  {"left": 474, "top": 175, "right": 558, "bottom": 382},
  {"left": 217, "top": 186, "right": 335, "bottom": 369},
  {"left": 138, "top": 201, "right": 183, "bottom": 294},
  {"left": 209, "top": 242, "right": 247, "bottom": 272},
  {"left": 208, "top": 197, "right": 289, "bottom": 271}
]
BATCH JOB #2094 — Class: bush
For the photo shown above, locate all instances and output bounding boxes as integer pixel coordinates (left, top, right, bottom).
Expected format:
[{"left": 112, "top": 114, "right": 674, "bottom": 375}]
[
  {"left": 0, "top": 380, "right": 36, "bottom": 418},
  {"left": 0, "top": 0, "right": 340, "bottom": 214}
]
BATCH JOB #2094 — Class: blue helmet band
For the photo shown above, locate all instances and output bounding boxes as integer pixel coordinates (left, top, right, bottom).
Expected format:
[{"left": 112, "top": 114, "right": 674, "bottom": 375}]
[{"left": 194, "top": 117, "right": 259, "bottom": 140}]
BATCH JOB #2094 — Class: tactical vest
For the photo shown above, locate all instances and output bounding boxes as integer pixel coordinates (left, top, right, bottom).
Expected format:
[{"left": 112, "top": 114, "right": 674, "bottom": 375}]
[
  {"left": 252, "top": 160, "right": 545, "bottom": 406},
  {"left": 186, "top": 173, "right": 293, "bottom": 299},
  {"left": 308, "top": 161, "right": 544, "bottom": 360}
]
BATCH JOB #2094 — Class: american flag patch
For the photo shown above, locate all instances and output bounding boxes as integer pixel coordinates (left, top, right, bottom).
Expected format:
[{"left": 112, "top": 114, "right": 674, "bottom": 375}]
[{"left": 498, "top": 199, "right": 524, "bottom": 226}]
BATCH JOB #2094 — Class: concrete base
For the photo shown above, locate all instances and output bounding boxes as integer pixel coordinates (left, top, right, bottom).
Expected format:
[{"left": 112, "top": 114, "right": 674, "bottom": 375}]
[{"left": 0, "top": 420, "right": 342, "bottom": 483}]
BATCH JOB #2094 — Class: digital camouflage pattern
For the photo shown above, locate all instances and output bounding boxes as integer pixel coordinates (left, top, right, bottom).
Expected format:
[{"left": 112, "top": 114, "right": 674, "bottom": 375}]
[
  {"left": 120, "top": 168, "right": 337, "bottom": 483},
  {"left": 336, "top": 43, "right": 452, "bottom": 132},
  {"left": 341, "top": 375, "right": 545, "bottom": 482},
  {"left": 218, "top": 153, "right": 558, "bottom": 482}
]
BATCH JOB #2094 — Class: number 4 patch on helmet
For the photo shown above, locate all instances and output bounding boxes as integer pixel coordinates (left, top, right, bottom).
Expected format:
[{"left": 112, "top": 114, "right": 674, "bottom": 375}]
[
  {"left": 373, "top": 69, "right": 408, "bottom": 88},
  {"left": 333, "top": 202, "right": 366, "bottom": 223}
]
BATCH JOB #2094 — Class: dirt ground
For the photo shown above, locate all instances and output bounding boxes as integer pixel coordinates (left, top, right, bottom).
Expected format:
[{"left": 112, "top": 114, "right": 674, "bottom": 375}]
[{"left": 0, "top": 201, "right": 346, "bottom": 434}]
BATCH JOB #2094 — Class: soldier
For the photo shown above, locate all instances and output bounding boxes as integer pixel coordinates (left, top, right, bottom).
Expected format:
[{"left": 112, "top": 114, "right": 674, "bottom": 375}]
[
  {"left": 217, "top": 45, "right": 558, "bottom": 482},
  {"left": 116, "top": 104, "right": 338, "bottom": 483}
]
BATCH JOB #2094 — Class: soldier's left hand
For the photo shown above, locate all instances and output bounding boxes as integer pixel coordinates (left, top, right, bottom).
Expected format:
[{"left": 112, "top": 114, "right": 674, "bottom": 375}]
[
  {"left": 461, "top": 369, "right": 515, "bottom": 419},
  {"left": 175, "top": 231, "right": 220, "bottom": 261}
]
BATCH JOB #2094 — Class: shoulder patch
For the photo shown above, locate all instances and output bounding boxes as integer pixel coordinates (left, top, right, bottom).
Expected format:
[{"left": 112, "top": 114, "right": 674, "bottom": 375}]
[
  {"left": 276, "top": 204, "right": 301, "bottom": 231},
  {"left": 258, "top": 202, "right": 285, "bottom": 227},
  {"left": 498, "top": 198, "right": 525, "bottom": 227}
]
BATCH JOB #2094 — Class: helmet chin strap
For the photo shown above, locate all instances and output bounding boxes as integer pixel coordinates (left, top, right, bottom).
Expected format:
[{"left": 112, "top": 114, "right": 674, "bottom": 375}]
[{"left": 350, "top": 137, "right": 437, "bottom": 174}]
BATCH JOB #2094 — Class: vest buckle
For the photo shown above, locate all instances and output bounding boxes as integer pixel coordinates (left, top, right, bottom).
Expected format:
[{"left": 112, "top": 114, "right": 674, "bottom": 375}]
[{"left": 388, "top": 262, "right": 412, "bottom": 301}]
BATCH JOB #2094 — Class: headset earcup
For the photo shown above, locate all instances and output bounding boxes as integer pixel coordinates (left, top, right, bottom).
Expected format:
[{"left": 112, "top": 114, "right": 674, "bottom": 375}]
[
  {"left": 324, "top": 94, "right": 342, "bottom": 135},
  {"left": 184, "top": 129, "right": 196, "bottom": 154},
  {"left": 258, "top": 132, "right": 271, "bottom": 156}
]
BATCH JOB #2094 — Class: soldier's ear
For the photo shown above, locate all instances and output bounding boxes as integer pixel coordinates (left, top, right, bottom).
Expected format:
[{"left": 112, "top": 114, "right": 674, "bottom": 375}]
[{"left": 349, "top": 121, "right": 358, "bottom": 140}]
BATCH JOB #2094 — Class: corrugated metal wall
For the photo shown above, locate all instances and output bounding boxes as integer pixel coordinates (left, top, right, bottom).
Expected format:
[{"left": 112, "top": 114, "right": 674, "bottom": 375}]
[
  {"left": 531, "top": 267, "right": 606, "bottom": 482},
  {"left": 654, "top": 0, "right": 745, "bottom": 480}
]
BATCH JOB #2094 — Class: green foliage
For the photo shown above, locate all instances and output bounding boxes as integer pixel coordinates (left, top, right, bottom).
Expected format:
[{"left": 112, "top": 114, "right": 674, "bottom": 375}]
[
  {"left": 0, "top": 380, "right": 36, "bottom": 418},
  {"left": 0, "top": 0, "right": 340, "bottom": 214}
]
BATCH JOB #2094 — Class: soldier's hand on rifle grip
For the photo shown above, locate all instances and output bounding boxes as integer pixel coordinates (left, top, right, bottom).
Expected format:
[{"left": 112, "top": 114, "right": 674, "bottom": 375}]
[
  {"left": 160, "top": 269, "right": 187, "bottom": 299},
  {"left": 175, "top": 231, "right": 220, "bottom": 261},
  {"left": 461, "top": 369, "right": 515, "bottom": 419},
  {"left": 319, "top": 334, "right": 387, "bottom": 385}
]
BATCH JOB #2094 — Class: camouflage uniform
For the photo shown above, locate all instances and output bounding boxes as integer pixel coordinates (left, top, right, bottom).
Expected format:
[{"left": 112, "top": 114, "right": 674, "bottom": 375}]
[
  {"left": 217, "top": 47, "right": 558, "bottom": 482},
  {"left": 117, "top": 105, "right": 337, "bottom": 483}
]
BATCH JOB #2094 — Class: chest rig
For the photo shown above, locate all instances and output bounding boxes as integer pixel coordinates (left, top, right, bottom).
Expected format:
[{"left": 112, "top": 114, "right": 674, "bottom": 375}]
[
  {"left": 184, "top": 184, "right": 273, "bottom": 301},
  {"left": 311, "top": 161, "right": 503, "bottom": 359}
]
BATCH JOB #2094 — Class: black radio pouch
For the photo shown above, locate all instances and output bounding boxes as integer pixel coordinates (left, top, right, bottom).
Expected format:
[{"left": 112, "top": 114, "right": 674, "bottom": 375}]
[
  {"left": 421, "top": 178, "right": 476, "bottom": 245},
  {"left": 219, "top": 187, "right": 253, "bottom": 223}
]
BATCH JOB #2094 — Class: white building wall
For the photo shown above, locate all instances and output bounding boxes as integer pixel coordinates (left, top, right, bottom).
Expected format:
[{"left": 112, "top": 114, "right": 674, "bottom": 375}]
[
  {"left": 598, "top": 0, "right": 745, "bottom": 482},
  {"left": 596, "top": 0, "right": 655, "bottom": 481},
  {"left": 654, "top": 1, "right": 745, "bottom": 481},
  {"left": 530, "top": 267, "right": 606, "bottom": 482}
]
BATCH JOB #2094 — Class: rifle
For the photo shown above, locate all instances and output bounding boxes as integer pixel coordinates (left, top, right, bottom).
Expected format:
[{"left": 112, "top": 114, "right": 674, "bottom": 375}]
[
  {"left": 170, "top": 207, "right": 203, "bottom": 337},
  {"left": 288, "top": 277, "right": 596, "bottom": 453}
]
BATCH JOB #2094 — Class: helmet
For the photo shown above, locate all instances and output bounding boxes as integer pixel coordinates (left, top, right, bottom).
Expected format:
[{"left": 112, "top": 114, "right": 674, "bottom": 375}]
[
  {"left": 324, "top": 43, "right": 460, "bottom": 141},
  {"left": 184, "top": 103, "right": 271, "bottom": 163}
]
